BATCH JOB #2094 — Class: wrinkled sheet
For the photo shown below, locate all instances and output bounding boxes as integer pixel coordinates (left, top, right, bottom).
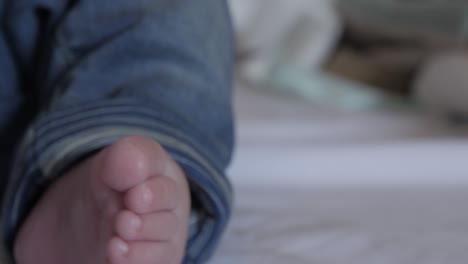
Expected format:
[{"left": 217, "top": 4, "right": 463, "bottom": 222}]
[{"left": 212, "top": 187, "right": 468, "bottom": 264}]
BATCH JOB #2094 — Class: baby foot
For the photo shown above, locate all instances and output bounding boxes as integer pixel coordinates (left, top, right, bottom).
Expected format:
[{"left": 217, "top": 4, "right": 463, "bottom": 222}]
[{"left": 14, "top": 136, "right": 191, "bottom": 264}]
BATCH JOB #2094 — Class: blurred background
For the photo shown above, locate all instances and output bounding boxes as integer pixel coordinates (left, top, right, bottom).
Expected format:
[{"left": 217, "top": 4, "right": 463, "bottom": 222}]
[{"left": 213, "top": 1, "right": 468, "bottom": 263}]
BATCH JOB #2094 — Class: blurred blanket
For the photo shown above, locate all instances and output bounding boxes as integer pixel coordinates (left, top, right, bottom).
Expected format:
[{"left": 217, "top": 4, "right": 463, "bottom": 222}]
[{"left": 211, "top": 84, "right": 468, "bottom": 263}]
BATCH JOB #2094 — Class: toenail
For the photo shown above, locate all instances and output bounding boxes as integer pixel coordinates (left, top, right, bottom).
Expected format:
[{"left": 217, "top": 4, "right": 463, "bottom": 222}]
[
  {"left": 130, "top": 214, "right": 142, "bottom": 232},
  {"left": 114, "top": 238, "right": 129, "bottom": 257},
  {"left": 141, "top": 185, "right": 153, "bottom": 204}
]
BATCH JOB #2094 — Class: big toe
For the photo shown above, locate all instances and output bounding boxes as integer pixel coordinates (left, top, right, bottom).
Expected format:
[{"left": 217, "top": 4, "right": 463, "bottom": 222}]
[
  {"left": 98, "top": 136, "right": 170, "bottom": 192},
  {"left": 125, "top": 176, "right": 180, "bottom": 214}
]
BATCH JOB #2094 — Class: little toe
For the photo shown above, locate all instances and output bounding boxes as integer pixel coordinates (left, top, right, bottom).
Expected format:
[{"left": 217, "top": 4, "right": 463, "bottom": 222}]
[
  {"left": 109, "top": 239, "right": 177, "bottom": 264},
  {"left": 107, "top": 237, "right": 130, "bottom": 264},
  {"left": 125, "top": 176, "right": 179, "bottom": 214},
  {"left": 116, "top": 210, "right": 179, "bottom": 241}
]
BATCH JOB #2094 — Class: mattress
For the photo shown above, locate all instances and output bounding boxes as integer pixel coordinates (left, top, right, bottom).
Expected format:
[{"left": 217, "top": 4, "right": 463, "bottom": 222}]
[{"left": 213, "top": 187, "right": 468, "bottom": 264}]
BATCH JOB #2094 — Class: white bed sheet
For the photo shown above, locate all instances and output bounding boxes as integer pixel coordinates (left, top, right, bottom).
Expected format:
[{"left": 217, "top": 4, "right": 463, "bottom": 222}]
[{"left": 211, "top": 86, "right": 468, "bottom": 263}]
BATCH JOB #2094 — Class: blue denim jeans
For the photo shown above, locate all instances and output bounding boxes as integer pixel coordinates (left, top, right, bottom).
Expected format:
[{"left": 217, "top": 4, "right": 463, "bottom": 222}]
[{"left": 0, "top": 0, "right": 234, "bottom": 263}]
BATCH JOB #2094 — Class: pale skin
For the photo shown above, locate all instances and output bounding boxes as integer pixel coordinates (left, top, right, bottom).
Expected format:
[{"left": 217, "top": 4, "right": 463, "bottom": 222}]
[{"left": 14, "top": 136, "right": 191, "bottom": 264}]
